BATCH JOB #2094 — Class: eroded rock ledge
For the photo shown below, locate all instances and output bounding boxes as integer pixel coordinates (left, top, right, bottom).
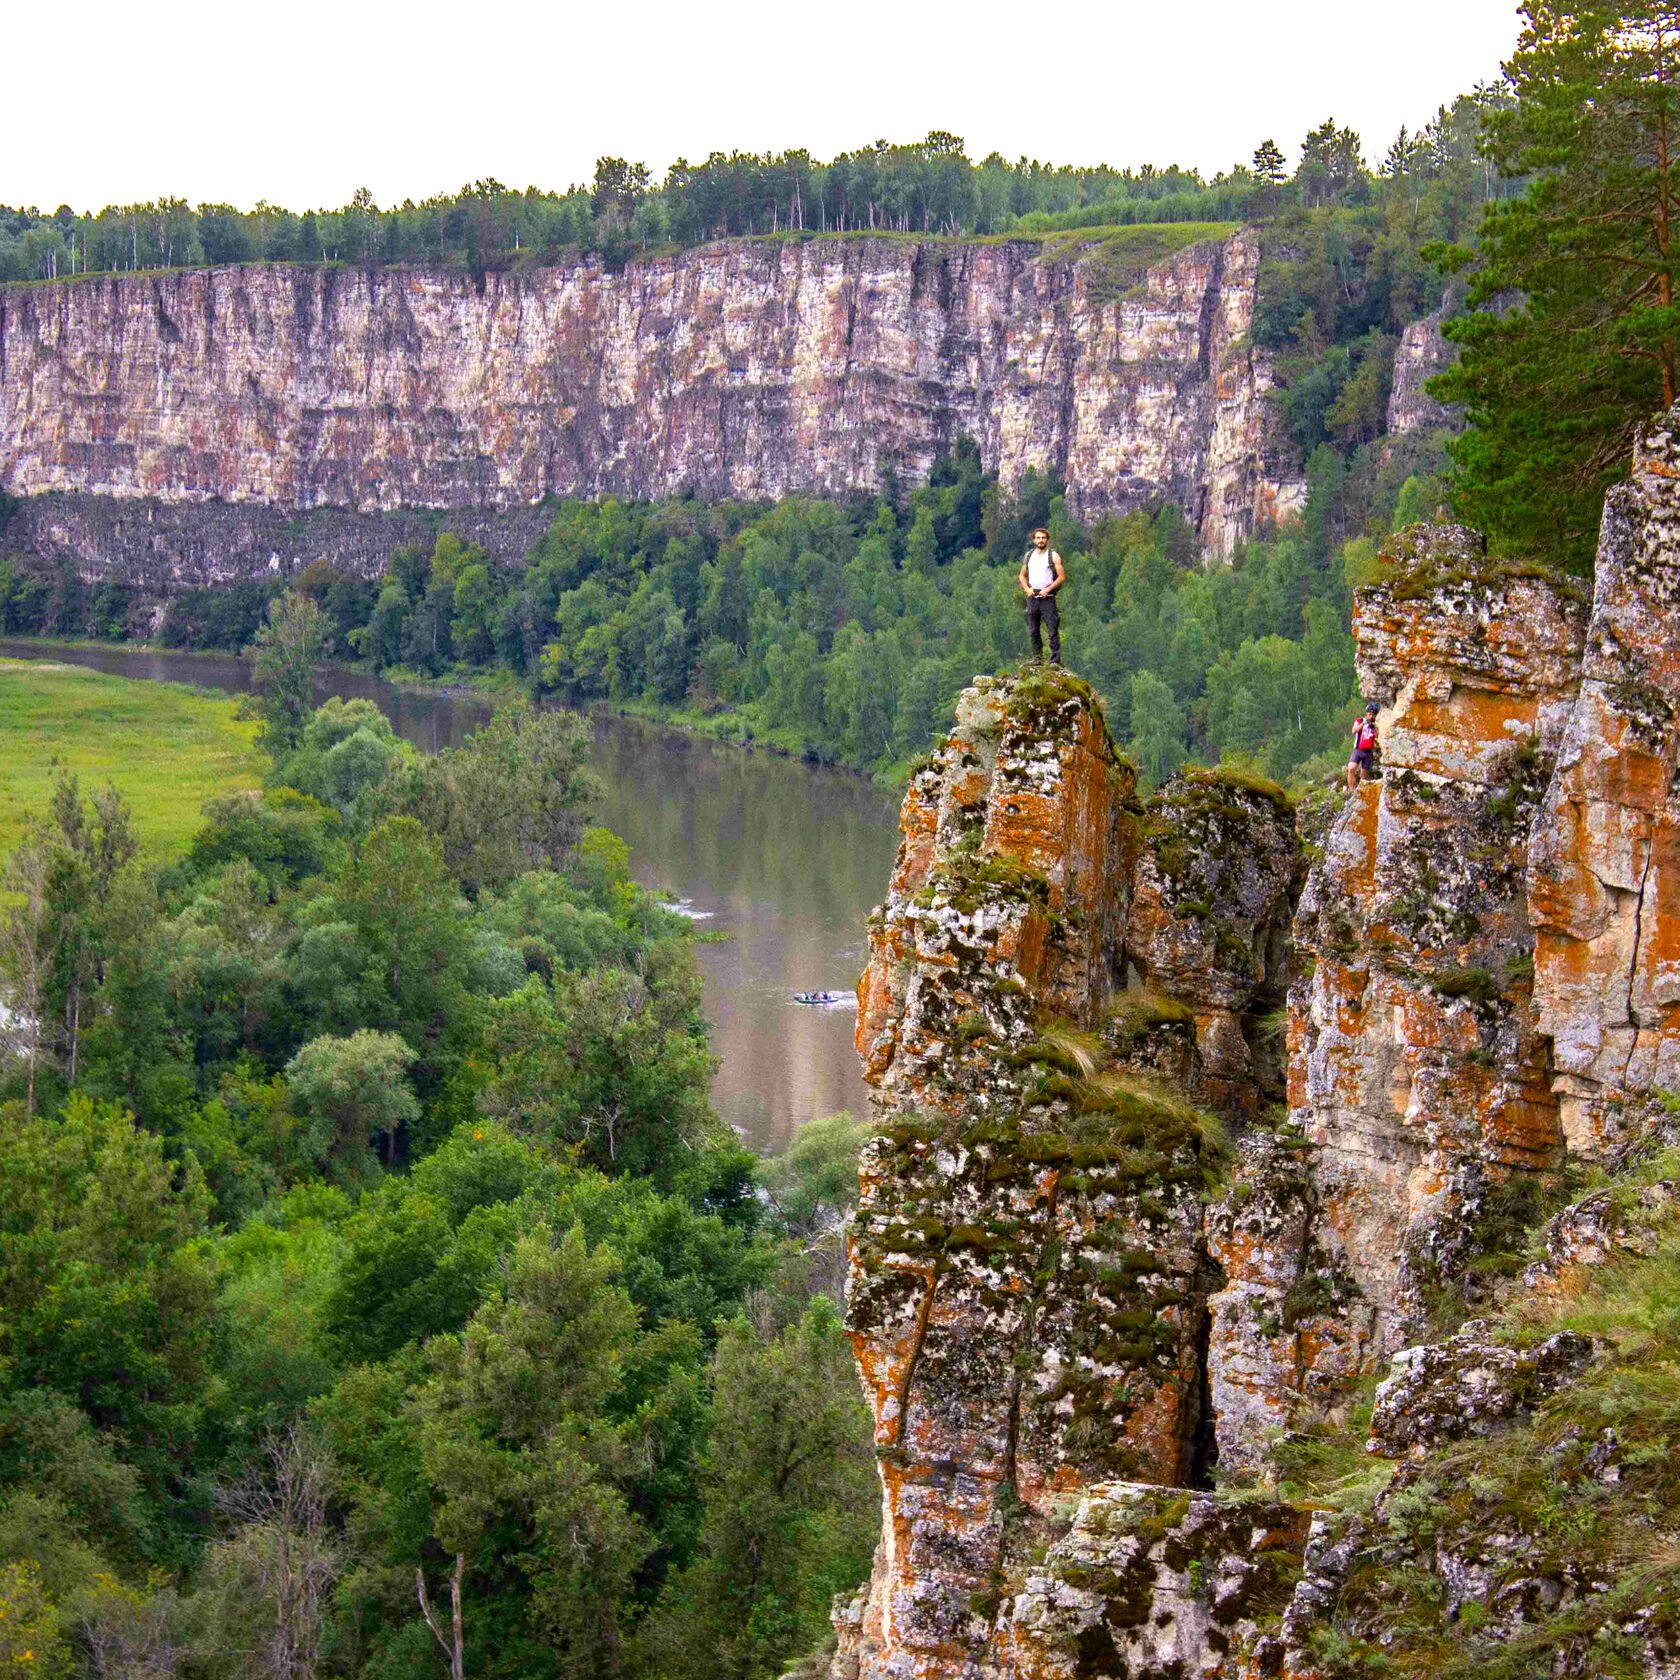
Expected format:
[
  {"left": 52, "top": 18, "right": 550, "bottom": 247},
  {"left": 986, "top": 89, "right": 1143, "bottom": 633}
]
[{"left": 834, "top": 404, "right": 1680, "bottom": 1680}]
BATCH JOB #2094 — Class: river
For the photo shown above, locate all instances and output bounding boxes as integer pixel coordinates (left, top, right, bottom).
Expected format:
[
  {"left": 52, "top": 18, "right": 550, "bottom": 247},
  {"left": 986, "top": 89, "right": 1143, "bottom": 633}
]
[{"left": 0, "top": 641, "right": 902, "bottom": 1153}]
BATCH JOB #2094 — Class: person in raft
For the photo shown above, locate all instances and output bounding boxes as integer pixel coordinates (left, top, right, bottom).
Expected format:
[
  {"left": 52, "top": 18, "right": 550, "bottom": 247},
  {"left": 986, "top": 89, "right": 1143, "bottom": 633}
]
[
  {"left": 1347, "top": 701, "right": 1380, "bottom": 792},
  {"left": 1018, "top": 527, "right": 1066, "bottom": 664}
]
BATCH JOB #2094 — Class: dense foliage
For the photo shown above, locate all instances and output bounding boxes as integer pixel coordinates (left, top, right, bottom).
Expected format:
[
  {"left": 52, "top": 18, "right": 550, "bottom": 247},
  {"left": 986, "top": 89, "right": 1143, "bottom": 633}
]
[
  {"left": 130, "top": 432, "right": 1445, "bottom": 788},
  {"left": 1433, "top": 1, "right": 1680, "bottom": 569},
  {"left": 0, "top": 698, "right": 878, "bottom": 1678},
  {"left": 0, "top": 93, "right": 1514, "bottom": 283},
  {"left": 0, "top": 418, "right": 1451, "bottom": 793}
]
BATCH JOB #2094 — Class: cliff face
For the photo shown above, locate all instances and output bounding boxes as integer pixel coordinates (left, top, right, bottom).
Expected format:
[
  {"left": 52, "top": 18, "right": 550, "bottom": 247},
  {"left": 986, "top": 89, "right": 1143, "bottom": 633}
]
[
  {"left": 1219, "top": 527, "right": 1590, "bottom": 1461},
  {"left": 836, "top": 407, "right": 1680, "bottom": 1679},
  {"left": 1529, "top": 415, "right": 1680, "bottom": 1150},
  {"left": 0, "top": 233, "right": 1299, "bottom": 587},
  {"left": 1384, "top": 311, "right": 1460, "bottom": 436}
]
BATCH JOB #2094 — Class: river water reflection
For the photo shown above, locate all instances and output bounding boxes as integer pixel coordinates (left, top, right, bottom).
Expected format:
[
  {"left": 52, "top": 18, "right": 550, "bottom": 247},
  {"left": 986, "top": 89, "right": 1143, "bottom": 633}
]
[{"left": 0, "top": 641, "right": 902, "bottom": 1152}]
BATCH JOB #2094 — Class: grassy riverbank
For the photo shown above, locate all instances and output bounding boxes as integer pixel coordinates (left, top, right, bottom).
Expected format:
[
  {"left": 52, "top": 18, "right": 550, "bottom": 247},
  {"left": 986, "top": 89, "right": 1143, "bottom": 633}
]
[
  {"left": 0, "top": 635, "right": 913, "bottom": 794},
  {"left": 0, "top": 658, "right": 260, "bottom": 859}
]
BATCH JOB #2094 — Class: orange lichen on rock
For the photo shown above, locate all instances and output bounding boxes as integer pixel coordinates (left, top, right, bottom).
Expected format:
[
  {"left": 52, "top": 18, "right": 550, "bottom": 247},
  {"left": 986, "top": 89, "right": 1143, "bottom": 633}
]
[
  {"left": 1529, "top": 412, "right": 1680, "bottom": 1152},
  {"left": 1207, "top": 523, "right": 1588, "bottom": 1475},
  {"left": 839, "top": 667, "right": 1309, "bottom": 1680}
]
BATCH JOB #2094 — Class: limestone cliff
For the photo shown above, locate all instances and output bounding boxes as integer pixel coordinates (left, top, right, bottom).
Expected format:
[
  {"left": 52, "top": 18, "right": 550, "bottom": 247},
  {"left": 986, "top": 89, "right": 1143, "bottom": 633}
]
[
  {"left": 834, "top": 405, "right": 1680, "bottom": 1678},
  {"left": 1384, "top": 311, "right": 1460, "bottom": 437},
  {"left": 0, "top": 233, "right": 1299, "bottom": 593}
]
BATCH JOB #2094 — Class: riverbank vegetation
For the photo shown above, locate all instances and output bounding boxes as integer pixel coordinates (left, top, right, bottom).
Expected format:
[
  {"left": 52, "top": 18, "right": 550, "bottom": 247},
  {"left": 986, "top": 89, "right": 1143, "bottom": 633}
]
[
  {"left": 0, "top": 658, "right": 877, "bottom": 1678},
  {"left": 1, "top": 430, "right": 1442, "bottom": 791}
]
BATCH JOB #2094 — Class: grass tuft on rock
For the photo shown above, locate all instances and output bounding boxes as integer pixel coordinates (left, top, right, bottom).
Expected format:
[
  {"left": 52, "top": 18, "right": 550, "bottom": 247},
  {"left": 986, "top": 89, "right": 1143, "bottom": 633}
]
[
  {"left": 1273, "top": 1171, "right": 1680, "bottom": 1676},
  {"left": 1186, "top": 763, "right": 1295, "bottom": 813}
]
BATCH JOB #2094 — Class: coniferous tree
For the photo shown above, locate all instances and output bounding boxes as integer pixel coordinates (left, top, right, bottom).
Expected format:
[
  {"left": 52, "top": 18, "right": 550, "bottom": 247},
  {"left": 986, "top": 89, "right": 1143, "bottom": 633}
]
[
  {"left": 1252, "top": 138, "right": 1288, "bottom": 183},
  {"left": 1435, "top": 1, "right": 1680, "bottom": 567}
]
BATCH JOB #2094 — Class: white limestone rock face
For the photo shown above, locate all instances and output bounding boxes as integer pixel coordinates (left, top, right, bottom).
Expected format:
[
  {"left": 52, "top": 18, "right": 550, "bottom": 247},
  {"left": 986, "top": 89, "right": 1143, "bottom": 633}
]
[
  {"left": 1385, "top": 311, "right": 1461, "bottom": 436},
  {"left": 0, "top": 231, "right": 1299, "bottom": 579}
]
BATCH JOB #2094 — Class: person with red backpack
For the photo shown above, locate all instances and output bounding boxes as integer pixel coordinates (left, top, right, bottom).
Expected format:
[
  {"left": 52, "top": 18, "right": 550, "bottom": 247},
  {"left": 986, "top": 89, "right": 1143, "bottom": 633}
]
[{"left": 1347, "top": 702, "right": 1380, "bottom": 792}]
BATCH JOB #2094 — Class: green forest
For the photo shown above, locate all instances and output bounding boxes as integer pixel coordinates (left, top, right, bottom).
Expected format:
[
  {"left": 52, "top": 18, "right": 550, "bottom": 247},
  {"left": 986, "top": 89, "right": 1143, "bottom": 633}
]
[
  {"left": 0, "top": 99, "right": 1506, "bottom": 282},
  {"left": 0, "top": 643, "right": 879, "bottom": 1677},
  {"left": 0, "top": 434, "right": 1426, "bottom": 788},
  {"left": 162, "top": 445, "right": 1402, "bottom": 790}
]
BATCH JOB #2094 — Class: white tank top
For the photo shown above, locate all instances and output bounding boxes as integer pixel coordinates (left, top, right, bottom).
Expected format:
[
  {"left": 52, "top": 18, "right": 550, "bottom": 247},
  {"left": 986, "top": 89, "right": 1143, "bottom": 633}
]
[{"left": 1026, "top": 548, "right": 1057, "bottom": 591}]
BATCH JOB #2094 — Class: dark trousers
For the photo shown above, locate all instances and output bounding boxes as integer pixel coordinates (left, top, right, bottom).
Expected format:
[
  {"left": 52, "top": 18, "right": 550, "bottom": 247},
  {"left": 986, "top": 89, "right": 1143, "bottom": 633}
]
[{"left": 1026, "top": 593, "right": 1060, "bottom": 662}]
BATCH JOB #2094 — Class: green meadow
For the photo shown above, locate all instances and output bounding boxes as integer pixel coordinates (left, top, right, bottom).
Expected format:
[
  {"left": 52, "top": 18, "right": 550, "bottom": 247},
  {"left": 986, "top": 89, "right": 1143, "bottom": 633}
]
[{"left": 0, "top": 659, "right": 259, "bottom": 860}]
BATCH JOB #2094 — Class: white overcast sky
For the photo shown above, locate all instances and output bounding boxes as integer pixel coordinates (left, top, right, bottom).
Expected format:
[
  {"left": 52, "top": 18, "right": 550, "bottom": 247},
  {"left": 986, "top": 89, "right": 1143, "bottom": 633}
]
[{"left": 10, "top": 0, "right": 1523, "bottom": 213}]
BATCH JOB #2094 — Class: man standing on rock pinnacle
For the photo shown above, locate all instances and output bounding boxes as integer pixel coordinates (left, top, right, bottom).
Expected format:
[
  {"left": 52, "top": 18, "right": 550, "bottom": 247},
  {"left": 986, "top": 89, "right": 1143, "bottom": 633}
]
[{"left": 1018, "top": 527, "right": 1065, "bottom": 664}]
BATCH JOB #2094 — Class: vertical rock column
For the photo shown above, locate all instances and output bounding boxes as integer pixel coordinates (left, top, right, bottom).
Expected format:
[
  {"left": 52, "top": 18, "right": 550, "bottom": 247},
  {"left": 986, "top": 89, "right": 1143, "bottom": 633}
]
[
  {"left": 1209, "top": 525, "right": 1588, "bottom": 1472},
  {"left": 846, "top": 671, "right": 1217, "bottom": 1680},
  {"left": 1529, "top": 407, "right": 1680, "bottom": 1153},
  {"left": 1124, "top": 769, "right": 1304, "bottom": 1119}
]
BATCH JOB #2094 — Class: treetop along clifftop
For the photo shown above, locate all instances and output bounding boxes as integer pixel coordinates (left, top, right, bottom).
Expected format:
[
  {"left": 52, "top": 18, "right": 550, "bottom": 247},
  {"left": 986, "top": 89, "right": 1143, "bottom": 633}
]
[{"left": 1431, "top": 1, "right": 1680, "bottom": 571}]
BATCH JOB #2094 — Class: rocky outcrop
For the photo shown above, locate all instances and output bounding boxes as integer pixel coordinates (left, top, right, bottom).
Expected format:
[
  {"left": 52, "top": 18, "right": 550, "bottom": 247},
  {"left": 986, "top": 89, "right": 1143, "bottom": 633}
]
[
  {"left": 1208, "top": 525, "right": 1590, "bottom": 1471},
  {"left": 1385, "top": 311, "right": 1460, "bottom": 436},
  {"left": 844, "top": 669, "right": 1302, "bottom": 1680},
  {"left": 1217, "top": 415, "right": 1680, "bottom": 1455},
  {"left": 1529, "top": 411, "right": 1680, "bottom": 1156},
  {"left": 838, "top": 409, "right": 1680, "bottom": 1680},
  {"left": 0, "top": 233, "right": 1301, "bottom": 592},
  {"left": 1365, "top": 1320, "right": 1596, "bottom": 1459}
]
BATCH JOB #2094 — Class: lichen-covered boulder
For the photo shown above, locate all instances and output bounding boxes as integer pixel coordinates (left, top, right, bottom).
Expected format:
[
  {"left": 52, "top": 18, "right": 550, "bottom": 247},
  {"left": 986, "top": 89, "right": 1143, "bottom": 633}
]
[
  {"left": 1367, "top": 1321, "right": 1596, "bottom": 1459},
  {"left": 1523, "top": 1174, "right": 1678, "bottom": 1295},
  {"left": 998, "top": 1483, "right": 1309, "bottom": 1679}
]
